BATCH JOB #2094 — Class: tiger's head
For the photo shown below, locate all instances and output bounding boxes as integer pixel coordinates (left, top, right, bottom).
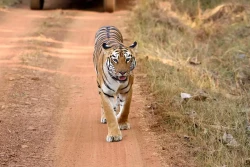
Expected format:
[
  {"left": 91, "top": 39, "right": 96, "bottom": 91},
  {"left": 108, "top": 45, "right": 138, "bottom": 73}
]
[{"left": 102, "top": 42, "right": 137, "bottom": 82}]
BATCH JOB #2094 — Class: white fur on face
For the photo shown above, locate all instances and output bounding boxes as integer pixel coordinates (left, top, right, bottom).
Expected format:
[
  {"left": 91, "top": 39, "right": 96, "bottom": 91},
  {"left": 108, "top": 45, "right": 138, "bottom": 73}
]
[
  {"left": 110, "top": 50, "right": 119, "bottom": 63},
  {"left": 123, "top": 50, "right": 132, "bottom": 63},
  {"left": 110, "top": 49, "right": 133, "bottom": 63}
]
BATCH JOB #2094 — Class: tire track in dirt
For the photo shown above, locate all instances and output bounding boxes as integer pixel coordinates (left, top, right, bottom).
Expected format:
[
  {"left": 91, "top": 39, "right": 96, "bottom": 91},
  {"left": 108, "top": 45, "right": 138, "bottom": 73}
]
[
  {"left": 0, "top": 1, "right": 163, "bottom": 167},
  {"left": 51, "top": 9, "right": 162, "bottom": 167},
  {"left": 0, "top": 2, "right": 79, "bottom": 166},
  {"left": 0, "top": 3, "right": 65, "bottom": 167}
]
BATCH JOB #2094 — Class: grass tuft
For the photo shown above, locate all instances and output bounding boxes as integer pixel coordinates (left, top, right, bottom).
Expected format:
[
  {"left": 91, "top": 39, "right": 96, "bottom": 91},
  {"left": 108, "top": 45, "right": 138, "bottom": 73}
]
[
  {"left": 129, "top": 0, "right": 250, "bottom": 166},
  {"left": 0, "top": 0, "right": 21, "bottom": 8}
]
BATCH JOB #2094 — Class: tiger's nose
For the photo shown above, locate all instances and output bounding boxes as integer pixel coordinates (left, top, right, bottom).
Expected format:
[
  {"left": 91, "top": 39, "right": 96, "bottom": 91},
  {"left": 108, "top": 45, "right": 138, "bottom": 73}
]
[{"left": 119, "top": 71, "right": 126, "bottom": 75}]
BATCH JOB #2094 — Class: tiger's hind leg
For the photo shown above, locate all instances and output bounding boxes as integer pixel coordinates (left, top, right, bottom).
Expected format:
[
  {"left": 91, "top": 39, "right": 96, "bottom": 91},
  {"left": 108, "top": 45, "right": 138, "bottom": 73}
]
[{"left": 117, "top": 88, "right": 133, "bottom": 130}]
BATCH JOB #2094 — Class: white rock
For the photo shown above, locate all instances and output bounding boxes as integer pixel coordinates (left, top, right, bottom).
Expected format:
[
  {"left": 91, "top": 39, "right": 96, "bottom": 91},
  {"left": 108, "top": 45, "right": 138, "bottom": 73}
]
[
  {"left": 181, "top": 93, "right": 192, "bottom": 99},
  {"left": 21, "top": 145, "right": 28, "bottom": 149},
  {"left": 222, "top": 132, "right": 239, "bottom": 147}
]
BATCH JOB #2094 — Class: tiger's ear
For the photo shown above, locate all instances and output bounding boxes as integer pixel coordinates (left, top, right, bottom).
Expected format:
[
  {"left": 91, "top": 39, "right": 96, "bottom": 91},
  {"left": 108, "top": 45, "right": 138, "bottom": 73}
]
[
  {"left": 129, "top": 41, "right": 137, "bottom": 53},
  {"left": 102, "top": 43, "right": 112, "bottom": 55},
  {"left": 102, "top": 43, "right": 111, "bottom": 49},
  {"left": 129, "top": 41, "right": 137, "bottom": 48}
]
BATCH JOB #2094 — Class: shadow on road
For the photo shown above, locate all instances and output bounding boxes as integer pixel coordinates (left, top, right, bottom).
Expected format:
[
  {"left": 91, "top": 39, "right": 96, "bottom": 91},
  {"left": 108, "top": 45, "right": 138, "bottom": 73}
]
[{"left": 41, "top": 0, "right": 134, "bottom": 12}]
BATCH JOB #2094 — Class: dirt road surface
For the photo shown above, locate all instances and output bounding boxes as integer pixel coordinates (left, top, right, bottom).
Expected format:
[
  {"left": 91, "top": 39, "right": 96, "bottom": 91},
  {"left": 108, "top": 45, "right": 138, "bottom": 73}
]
[{"left": 0, "top": 1, "right": 162, "bottom": 167}]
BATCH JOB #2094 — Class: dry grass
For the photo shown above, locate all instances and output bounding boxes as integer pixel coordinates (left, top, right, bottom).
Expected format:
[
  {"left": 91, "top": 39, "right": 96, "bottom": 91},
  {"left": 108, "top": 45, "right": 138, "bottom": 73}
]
[
  {"left": 0, "top": 0, "right": 21, "bottom": 8},
  {"left": 129, "top": 0, "right": 250, "bottom": 166},
  {"left": 170, "top": 0, "right": 249, "bottom": 17}
]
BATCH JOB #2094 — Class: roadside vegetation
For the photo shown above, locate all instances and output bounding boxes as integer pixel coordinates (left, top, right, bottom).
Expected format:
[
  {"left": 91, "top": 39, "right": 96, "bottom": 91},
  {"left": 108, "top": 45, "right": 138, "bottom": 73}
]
[
  {"left": 129, "top": 0, "right": 250, "bottom": 166},
  {"left": 0, "top": 0, "right": 21, "bottom": 8}
]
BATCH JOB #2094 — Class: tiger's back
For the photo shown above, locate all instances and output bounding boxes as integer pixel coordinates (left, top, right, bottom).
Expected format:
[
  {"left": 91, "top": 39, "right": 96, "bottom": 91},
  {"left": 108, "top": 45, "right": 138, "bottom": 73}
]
[{"left": 93, "top": 26, "right": 123, "bottom": 68}]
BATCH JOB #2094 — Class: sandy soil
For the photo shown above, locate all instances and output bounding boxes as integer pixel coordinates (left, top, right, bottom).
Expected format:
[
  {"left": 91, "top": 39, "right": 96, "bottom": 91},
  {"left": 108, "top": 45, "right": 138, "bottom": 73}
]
[{"left": 0, "top": 1, "right": 162, "bottom": 167}]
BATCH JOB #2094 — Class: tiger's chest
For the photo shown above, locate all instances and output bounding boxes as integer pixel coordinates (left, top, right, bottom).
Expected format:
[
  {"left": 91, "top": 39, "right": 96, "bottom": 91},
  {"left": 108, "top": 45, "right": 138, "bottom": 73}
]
[{"left": 101, "top": 78, "right": 129, "bottom": 96}]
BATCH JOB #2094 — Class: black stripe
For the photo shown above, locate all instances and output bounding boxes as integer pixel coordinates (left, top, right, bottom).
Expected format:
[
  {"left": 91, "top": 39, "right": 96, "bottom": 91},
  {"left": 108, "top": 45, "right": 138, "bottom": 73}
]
[
  {"left": 121, "top": 83, "right": 130, "bottom": 90},
  {"left": 97, "top": 81, "right": 101, "bottom": 88},
  {"left": 103, "top": 91, "right": 114, "bottom": 98},
  {"left": 111, "top": 75, "right": 119, "bottom": 81},
  {"left": 102, "top": 57, "right": 111, "bottom": 84},
  {"left": 103, "top": 77, "right": 115, "bottom": 92},
  {"left": 103, "top": 71, "right": 110, "bottom": 84},
  {"left": 106, "top": 27, "right": 110, "bottom": 39},
  {"left": 121, "top": 87, "right": 131, "bottom": 94}
]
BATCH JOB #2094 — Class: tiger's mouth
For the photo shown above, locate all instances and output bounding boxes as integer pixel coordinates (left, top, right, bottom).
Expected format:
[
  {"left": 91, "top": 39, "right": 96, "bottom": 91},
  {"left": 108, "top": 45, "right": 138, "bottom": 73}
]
[{"left": 118, "top": 76, "right": 127, "bottom": 81}]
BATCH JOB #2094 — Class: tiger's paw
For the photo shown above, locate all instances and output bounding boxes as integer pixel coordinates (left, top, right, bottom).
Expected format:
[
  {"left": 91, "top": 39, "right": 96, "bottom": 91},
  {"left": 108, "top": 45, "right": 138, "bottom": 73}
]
[
  {"left": 101, "top": 117, "right": 107, "bottom": 124},
  {"left": 119, "top": 122, "right": 131, "bottom": 130},
  {"left": 106, "top": 134, "right": 122, "bottom": 142}
]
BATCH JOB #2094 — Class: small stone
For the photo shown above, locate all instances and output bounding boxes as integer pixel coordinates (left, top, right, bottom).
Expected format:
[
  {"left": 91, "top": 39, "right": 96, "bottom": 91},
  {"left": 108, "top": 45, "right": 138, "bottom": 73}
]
[
  {"left": 146, "top": 103, "right": 158, "bottom": 110},
  {"left": 27, "top": 126, "right": 36, "bottom": 131},
  {"left": 222, "top": 132, "right": 239, "bottom": 147},
  {"left": 31, "top": 98, "right": 38, "bottom": 101},
  {"left": 24, "top": 102, "right": 31, "bottom": 105},
  {"left": 245, "top": 158, "right": 250, "bottom": 165},
  {"left": 162, "top": 147, "right": 165, "bottom": 150},
  {"left": 189, "top": 57, "right": 201, "bottom": 65},
  {"left": 189, "top": 110, "right": 197, "bottom": 118},
  {"left": 184, "top": 135, "right": 190, "bottom": 141},
  {"left": 181, "top": 93, "right": 192, "bottom": 99},
  {"left": 31, "top": 77, "right": 40, "bottom": 81},
  {"left": 21, "top": 145, "right": 28, "bottom": 149},
  {"left": 8, "top": 77, "right": 15, "bottom": 81}
]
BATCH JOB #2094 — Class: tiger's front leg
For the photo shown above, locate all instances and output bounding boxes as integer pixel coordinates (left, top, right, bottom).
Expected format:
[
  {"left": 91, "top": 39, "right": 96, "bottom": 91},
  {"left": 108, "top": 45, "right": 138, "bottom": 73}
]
[
  {"left": 101, "top": 93, "right": 122, "bottom": 142},
  {"left": 117, "top": 87, "right": 133, "bottom": 130},
  {"left": 100, "top": 101, "right": 107, "bottom": 124}
]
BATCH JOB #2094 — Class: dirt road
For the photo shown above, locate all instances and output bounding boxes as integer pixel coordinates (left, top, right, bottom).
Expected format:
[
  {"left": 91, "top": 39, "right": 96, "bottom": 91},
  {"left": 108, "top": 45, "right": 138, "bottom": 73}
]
[{"left": 0, "top": 1, "right": 162, "bottom": 167}]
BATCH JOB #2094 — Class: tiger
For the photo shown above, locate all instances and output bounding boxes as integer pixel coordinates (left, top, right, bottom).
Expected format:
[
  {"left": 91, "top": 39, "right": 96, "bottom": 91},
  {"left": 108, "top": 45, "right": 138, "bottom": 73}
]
[{"left": 93, "top": 26, "right": 137, "bottom": 142}]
